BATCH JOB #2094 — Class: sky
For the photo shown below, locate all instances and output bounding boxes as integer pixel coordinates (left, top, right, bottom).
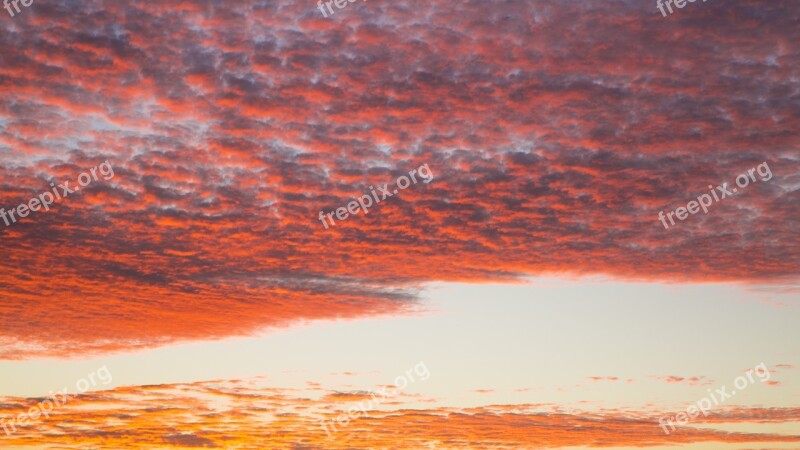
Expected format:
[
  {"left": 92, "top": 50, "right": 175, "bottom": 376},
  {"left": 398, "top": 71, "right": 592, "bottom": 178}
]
[{"left": 0, "top": 0, "right": 799, "bottom": 448}]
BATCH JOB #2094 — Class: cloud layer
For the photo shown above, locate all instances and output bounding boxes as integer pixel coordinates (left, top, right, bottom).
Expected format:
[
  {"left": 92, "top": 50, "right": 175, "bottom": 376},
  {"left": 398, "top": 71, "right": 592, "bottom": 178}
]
[
  {"left": 1, "top": 380, "right": 800, "bottom": 448},
  {"left": 1, "top": 0, "right": 798, "bottom": 357}
]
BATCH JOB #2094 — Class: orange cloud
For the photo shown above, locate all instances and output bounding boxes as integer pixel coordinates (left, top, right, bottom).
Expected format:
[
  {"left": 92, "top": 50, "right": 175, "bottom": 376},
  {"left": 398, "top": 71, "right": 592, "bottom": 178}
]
[
  {"left": 651, "top": 376, "right": 714, "bottom": 386},
  {"left": 588, "top": 376, "right": 620, "bottom": 382},
  {"left": 1, "top": 380, "right": 799, "bottom": 449}
]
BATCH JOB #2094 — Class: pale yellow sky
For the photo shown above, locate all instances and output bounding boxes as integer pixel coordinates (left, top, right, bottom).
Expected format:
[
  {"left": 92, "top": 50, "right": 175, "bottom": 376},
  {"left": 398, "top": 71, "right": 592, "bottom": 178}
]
[{"left": 1, "top": 276, "right": 798, "bottom": 416}]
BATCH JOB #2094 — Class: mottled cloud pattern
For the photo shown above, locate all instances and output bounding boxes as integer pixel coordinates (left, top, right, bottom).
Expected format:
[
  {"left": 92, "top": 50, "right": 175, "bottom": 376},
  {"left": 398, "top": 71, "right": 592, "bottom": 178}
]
[
  {"left": 1, "top": 380, "right": 800, "bottom": 448},
  {"left": 1, "top": 0, "right": 799, "bottom": 357}
]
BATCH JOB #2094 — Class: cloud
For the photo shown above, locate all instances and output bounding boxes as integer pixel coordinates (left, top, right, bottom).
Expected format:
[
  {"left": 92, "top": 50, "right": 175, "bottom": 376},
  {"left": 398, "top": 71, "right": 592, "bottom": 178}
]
[
  {"left": 651, "top": 375, "right": 713, "bottom": 386},
  {"left": 471, "top": 389, "right": 494, "bottom": 394},
  {"left": 1, "top": 0, "right": 799, "bottom": 358},
  {"left": 588, "top": 376, "right": 620, "bottom": 382},
  {"left": 1, "top": 380, "right": 799, "bottom": 448}
]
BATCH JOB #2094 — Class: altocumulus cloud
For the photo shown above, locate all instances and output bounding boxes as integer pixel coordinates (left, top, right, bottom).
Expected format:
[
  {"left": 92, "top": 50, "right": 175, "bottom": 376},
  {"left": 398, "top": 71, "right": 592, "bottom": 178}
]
[{"left": 0, "top": 0, "right": 798, "bottom": 357}]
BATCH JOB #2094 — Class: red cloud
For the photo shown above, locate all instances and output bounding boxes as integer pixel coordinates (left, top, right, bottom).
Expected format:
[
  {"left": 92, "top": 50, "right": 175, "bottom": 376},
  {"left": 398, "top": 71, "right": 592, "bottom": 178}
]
[{"left": 1, "top": 0, "right": 798, "bottom": 359}]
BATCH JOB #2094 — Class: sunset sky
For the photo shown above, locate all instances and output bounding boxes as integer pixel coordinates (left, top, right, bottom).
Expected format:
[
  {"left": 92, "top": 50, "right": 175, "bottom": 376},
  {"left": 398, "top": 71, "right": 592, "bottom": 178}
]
[{"left": 1, "top": 0, "right": 798, "bottom": 448}]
